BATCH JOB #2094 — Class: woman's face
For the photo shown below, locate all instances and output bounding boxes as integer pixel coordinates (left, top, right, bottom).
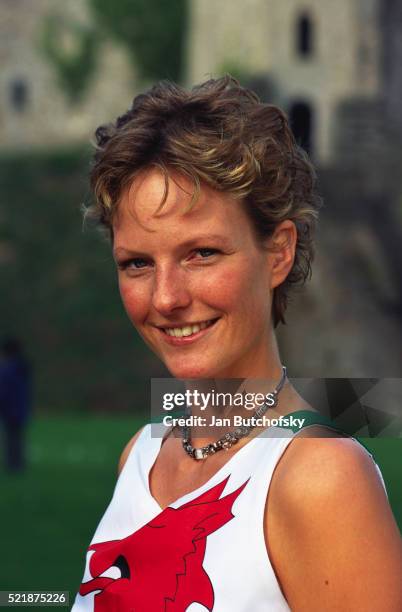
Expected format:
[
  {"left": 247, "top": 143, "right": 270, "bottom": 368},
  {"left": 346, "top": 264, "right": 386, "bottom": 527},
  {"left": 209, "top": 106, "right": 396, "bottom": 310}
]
[{"left": 112, "top": 168, "right": 291, "bottom": 379}]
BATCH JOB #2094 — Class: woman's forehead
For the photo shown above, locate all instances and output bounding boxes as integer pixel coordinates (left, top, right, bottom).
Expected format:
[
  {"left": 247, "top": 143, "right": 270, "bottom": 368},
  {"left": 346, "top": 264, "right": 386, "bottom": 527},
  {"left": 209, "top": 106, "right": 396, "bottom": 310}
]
[
  {"left": 112, "top": 168, "right": 248, "bottom": 236},
  {"left": 121, "top": 168, "right": 195, "bottom": 219}
]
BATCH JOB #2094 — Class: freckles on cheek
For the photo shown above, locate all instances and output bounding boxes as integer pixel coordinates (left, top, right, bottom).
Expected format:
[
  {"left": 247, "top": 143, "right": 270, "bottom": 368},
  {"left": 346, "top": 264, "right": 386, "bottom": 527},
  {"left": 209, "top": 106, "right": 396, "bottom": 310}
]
[
  {"left": 118, "top": 281, "right": 149, "bottom": 323},
  {"left": 201, "top": 267, "right": 246, "bottom": 308},
  {"left": 209, "top": 260, "right": 268, "bottom": 315}
]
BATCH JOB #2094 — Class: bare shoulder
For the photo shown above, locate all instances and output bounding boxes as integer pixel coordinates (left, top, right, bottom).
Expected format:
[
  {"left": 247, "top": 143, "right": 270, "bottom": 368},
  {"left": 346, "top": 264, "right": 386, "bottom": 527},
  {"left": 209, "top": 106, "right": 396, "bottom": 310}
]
[
  {"left": 266, "top": 428, "right": 402, "bottom": 611},
  {"left": 272, "top": 426, "right": 387, "bottom": 500},
  {"left": 117, "top": 425, "right": 146, "bottom": 476}
]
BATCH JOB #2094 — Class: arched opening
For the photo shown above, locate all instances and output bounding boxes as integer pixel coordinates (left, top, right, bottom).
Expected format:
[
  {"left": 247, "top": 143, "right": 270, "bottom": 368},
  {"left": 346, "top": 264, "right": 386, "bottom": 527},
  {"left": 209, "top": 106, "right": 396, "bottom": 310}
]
[
  {"left": 296, "top": 13, "right": 313, "bottom": 57},
  {"left": 9, "top": 78, "right": 29, "bottom": 112},
  {"left": 289, "top": 101, "right": 313, "bottom": 156}
]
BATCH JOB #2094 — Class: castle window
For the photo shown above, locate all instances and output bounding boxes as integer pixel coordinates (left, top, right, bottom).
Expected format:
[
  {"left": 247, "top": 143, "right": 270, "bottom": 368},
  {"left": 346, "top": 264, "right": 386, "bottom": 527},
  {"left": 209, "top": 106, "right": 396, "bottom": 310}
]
[
  {"left": 289, "top": 100, "right": 313, "bottom": 156},
  {"left": 10, "top": 78, "right": 29, "bottom": 112},
  {"left": 296, "top": 13, "right": 313, "bottom": 57}
]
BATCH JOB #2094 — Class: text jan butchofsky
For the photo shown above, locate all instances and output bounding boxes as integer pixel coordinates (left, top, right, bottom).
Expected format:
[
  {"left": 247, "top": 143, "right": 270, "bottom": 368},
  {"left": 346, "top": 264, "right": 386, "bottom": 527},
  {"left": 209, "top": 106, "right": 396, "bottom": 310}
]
[{"left": 162, "top": 414, "right": 306, "bottom": 429}]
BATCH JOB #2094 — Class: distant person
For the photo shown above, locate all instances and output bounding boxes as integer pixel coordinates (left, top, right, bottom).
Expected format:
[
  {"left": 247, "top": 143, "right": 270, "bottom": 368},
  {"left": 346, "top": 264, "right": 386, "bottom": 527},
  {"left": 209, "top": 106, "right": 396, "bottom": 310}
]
[{"left": 0, "top": 336, "right": 32, "bottom": 472}]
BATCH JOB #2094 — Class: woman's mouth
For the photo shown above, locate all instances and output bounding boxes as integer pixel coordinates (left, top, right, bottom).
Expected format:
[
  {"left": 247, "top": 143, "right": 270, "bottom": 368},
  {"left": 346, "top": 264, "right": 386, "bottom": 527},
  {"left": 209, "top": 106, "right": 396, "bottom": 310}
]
[{"left": 156, "top": 318, "right": 220, "bottom": 346}]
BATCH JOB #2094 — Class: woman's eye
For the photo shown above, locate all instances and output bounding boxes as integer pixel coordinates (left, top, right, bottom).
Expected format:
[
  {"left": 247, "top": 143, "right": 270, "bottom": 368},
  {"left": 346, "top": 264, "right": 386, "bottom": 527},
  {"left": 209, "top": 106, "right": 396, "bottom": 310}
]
[
  {"left": 118, "top": 258, "right": 149, "bottom": 270},
  {"left": 194, "top": 248, "right": 219, "bottom": 258}
]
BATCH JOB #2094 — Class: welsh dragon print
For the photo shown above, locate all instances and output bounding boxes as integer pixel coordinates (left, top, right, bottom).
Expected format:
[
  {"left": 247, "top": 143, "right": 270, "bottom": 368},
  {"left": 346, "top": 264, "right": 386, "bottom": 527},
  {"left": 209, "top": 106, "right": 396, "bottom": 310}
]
[{"left": 79, "top": 476, "right": 249, "bottom": 611}]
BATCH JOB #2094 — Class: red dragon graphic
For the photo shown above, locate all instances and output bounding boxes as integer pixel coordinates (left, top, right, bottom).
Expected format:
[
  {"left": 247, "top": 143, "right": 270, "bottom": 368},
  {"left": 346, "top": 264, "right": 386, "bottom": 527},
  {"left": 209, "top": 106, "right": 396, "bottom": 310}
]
[{"left": 79, "top": 476, "right": 248, "bottom": 611}]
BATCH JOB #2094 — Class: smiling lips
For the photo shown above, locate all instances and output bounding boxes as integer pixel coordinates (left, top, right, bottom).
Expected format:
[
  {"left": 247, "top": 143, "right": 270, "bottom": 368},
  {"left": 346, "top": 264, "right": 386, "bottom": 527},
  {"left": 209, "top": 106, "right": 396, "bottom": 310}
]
[
  {"left": 163, "top": 319, "right": 216, "bottom": 337},
  {"left": 156, "top": 318, "right": 219, "bottom": 344}
]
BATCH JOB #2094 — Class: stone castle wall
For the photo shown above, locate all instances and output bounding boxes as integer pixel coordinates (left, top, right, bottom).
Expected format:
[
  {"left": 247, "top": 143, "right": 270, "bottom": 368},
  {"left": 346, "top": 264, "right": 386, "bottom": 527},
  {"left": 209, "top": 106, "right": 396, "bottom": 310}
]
[
  {"left": 187, "top": 0, "right": 382, "bottom": 164},
  {"left": 0, "top": 0, "right": 136, "bottom": 150}
]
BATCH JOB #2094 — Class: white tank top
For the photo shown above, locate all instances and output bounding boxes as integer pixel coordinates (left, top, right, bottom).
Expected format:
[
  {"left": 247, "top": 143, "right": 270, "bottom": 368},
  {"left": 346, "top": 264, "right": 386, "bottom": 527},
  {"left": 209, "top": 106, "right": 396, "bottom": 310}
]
[{"left": 72, "top": 421, "right": 387, "bottom": 611}]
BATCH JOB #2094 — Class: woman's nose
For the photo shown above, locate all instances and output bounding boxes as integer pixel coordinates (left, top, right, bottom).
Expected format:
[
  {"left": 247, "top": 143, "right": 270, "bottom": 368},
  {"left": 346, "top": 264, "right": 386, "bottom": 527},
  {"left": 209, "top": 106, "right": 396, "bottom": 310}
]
[{"left": 151, "top": 266, "right": 192, "bottom": 315}]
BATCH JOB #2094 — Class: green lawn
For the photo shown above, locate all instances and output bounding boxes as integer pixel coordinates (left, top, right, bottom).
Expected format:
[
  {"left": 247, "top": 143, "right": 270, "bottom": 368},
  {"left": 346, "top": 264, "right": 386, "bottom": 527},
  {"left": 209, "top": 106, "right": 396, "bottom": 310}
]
[
  {"left": 0, "top": 415, "right": 146, "bottom": 607},
  {"left": 0, "top": 416, "right": 400, "bottom": 608}
]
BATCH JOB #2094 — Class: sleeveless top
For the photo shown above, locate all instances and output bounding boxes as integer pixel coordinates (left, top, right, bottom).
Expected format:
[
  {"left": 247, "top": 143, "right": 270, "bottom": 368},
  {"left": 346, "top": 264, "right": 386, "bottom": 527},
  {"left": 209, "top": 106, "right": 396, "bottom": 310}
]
[{"left": 72, "top": 416, "right": 387, "bottom": 612}]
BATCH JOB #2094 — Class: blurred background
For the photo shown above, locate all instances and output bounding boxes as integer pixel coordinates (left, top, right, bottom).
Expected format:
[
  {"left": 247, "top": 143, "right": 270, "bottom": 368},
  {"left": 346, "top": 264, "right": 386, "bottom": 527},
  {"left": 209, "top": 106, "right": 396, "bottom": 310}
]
[{"left": 0, "top": 0, "right": 401, "bottom": 602}]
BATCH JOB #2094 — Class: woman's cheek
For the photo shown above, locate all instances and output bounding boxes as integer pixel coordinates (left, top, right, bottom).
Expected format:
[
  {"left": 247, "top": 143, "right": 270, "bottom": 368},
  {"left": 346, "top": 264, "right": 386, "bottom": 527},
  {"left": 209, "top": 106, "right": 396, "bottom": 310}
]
[
  {"left": 118, "top": 279, "right": 149, "bottom": 325},
  {"left": 202, "top": 263, "right": 251, "bottom": 308},
  {"left": 193, "top": 267, "right": 234, "bottom": 308}
]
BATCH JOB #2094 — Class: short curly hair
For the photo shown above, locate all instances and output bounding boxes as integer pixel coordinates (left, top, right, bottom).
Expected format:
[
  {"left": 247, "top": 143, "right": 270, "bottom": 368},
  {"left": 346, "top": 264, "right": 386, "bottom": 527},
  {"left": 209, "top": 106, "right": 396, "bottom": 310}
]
[{"left": 84, "top": 75, "right": 322, "bottom": 327}]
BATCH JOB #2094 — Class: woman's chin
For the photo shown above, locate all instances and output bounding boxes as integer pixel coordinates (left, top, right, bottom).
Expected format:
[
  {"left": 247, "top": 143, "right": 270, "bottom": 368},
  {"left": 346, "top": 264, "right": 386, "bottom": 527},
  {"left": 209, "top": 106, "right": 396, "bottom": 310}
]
[
  {"left": 165, "top": 360, "right": 222, "bottom": 380},
  {"left": 168, "top": 368, "right": 213, "bottom": 380}
]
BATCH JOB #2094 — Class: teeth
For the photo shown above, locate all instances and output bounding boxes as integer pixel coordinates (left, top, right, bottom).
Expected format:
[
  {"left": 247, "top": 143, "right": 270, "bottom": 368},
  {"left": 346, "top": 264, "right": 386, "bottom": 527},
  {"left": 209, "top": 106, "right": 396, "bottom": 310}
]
[{"left": 164, "top": 320, "right": 214, "bottom": 337}]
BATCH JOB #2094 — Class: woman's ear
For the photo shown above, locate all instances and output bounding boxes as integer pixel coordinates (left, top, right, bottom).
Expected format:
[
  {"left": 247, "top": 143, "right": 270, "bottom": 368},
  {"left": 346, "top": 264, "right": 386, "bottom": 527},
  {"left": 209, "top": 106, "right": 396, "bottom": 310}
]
[{"left": 267, "top": 220, "right": 297, "bottom": 290}]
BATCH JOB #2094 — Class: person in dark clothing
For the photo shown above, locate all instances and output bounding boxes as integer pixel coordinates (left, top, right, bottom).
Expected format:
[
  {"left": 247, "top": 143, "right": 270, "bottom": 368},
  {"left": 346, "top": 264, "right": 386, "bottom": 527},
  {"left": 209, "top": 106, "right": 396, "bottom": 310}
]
[{"left": 0, "top": 336, "right": 32, "bottom": 472}]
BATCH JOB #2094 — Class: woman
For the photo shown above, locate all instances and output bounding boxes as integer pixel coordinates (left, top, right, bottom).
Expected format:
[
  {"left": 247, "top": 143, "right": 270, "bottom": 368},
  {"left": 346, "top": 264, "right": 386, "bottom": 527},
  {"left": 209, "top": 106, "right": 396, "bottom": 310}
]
[{"left": 73, "top": 76, "right": 401, "bottom": 611}]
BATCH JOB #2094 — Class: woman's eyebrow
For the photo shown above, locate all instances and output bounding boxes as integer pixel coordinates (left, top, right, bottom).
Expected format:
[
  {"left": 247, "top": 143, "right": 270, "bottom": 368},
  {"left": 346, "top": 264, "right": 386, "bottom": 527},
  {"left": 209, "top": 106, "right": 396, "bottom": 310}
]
[
  {"left": 113, "top": 234, "right": 232, "bottom": 259},
  {"left": 179, "top": 234, "right": 232, "bottom": 248},
  {"left": 112, "top": 247, "right": 146, "bottom": 263}
]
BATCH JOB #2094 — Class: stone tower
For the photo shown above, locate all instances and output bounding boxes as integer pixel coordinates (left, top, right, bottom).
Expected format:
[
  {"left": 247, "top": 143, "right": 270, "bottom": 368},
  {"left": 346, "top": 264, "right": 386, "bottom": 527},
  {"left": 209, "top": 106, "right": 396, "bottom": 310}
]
[{"left": 187, "top": 0, "right": 386, "bottom": 164}]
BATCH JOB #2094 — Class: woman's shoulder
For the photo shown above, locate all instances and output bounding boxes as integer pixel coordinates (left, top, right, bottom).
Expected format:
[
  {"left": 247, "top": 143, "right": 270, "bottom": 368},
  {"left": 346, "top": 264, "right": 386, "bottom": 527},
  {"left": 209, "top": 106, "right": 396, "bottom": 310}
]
[
  {"left": 268, "top": 424, "right": 389, "bottom": 525},
  {"left": 117, "top": 424, "right": 148, "bottom": 475},
  {"left": 272, "top": 427, "right": 385, "bottom": 506},
  {"left": 117, "top": 422, "right": 172, "bottom": 475},
  {"left": 266, "top": 428, "right": 401, "bottom": 609}
]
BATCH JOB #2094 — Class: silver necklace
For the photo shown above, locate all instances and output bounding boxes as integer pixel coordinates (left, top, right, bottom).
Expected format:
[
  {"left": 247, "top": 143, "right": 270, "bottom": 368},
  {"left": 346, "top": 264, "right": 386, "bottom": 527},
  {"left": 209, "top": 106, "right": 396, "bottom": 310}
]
[{"left": 181, "top": 366, "right": 287, "bottom": 460}]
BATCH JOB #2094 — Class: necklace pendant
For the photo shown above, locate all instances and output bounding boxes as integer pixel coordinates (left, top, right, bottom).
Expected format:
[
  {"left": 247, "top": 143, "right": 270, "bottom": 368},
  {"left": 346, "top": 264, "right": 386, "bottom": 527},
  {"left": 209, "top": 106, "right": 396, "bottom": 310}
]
[
  {"left": 181, "top": 365, "right": 287, "bottom": 461},
  {"left": 194, "top": 448, "right": 205, "bottom": 460}
]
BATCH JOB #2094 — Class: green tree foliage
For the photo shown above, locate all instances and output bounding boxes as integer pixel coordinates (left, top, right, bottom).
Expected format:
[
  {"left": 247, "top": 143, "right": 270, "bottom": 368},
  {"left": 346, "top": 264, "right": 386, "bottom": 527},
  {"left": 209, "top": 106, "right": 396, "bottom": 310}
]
[
  {"left": 0, "top": 149, "right": 157, "bottom": 412},
  {"left": 41, "top": 15, "right": 99, "bottom": 104},
  {"left": 90, "top": 0, "right": 187, "bottom": 81},
  {"left": 217, "top": 61, "right": 251, "bottom": 85}
]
